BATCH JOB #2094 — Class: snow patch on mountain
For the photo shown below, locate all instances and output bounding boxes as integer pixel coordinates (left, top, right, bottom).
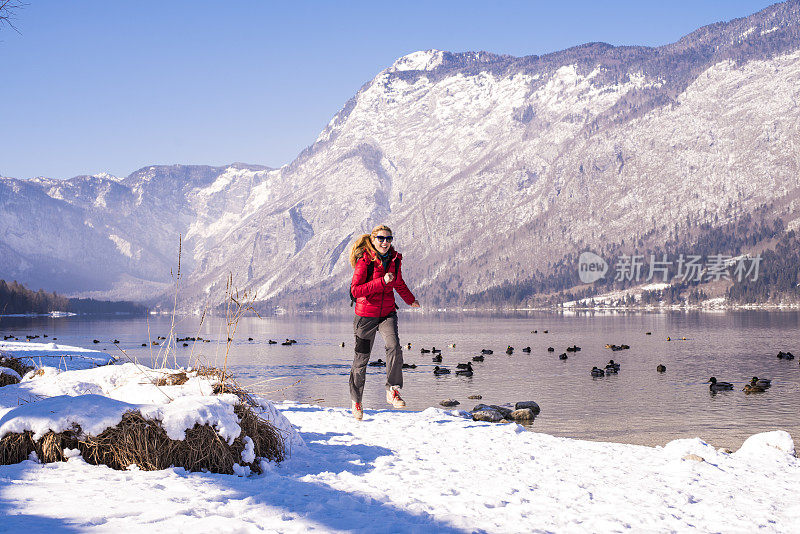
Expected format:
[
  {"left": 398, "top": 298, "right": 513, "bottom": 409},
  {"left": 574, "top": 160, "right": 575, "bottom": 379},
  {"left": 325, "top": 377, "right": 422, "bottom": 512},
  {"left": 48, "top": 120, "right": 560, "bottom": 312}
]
[{"left": 389, "top": 49, "right": 444, "bottom": 72}]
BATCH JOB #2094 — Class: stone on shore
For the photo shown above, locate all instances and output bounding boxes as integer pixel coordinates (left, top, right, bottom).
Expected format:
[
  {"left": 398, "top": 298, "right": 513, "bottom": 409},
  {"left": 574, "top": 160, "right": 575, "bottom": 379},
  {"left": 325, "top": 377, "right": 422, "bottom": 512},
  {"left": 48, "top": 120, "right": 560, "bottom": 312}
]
[{"left": 514, "top": 401, "right": 540, "bottom": 415}]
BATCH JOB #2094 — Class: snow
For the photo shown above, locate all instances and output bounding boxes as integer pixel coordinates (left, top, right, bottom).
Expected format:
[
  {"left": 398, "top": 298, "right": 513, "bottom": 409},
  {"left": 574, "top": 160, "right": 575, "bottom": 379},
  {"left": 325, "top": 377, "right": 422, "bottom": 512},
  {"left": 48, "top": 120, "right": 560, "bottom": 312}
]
[
  {"left": 0, "top": 368, "right": 21, "bottom": 380},
  {"left": 0, "top": 394, "right": 136, "bottom": 440},
  {"left": 108, "top": 234, "right": 133, "bottom": 258},
  {"left": 0, "top": 340, "right": 116, "bottom": 370},
  {"left": 1, "top": 343, "right": 799, "bottom": 531},
  {"left": 389, "top": 50, "right": 444, "bottom": 72},
  {"left": 153, "top": 394, "right": 243, "bottom": 443}
]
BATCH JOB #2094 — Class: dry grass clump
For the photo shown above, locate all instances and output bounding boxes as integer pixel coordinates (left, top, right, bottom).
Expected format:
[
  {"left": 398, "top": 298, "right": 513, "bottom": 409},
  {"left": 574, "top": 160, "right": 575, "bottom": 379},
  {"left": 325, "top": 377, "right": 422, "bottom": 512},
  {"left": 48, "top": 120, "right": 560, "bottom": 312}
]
[
  {"left": 154, "top": 371, "right": 189, "bottom": 386},
  {"left": 0, "top": 428, "right": 80, "bottom": 465},
  {"left": 0, "top": 403, "right": 285, "bottom": 474},
  {"left": 0, "top": 373, "right": 20, "bottom": 387},
  {"left": 0, "top": 354, "right": 33, "bottom": 376},
  {"left": 196, "top": 365, "right": 259, "bottom": 405}
]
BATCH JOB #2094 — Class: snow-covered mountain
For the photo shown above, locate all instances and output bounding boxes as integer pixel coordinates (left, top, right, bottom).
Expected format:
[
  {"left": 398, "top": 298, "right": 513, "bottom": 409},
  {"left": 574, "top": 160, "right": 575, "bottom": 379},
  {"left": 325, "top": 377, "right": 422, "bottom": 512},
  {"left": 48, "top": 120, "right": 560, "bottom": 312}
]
[
  {"left": 0, "top": 164, "right": 270, "bottom": 300},
  {"left": 2, "top": 1, "right": 800, "bottom": 308}
]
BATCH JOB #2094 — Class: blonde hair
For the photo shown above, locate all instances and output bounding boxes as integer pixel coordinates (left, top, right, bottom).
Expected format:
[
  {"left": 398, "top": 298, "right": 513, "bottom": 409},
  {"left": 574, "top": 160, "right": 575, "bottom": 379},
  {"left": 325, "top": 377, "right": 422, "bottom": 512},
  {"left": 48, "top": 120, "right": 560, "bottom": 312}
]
[{"left": 349, "top": 224, "right": 392, "bottom": 267}]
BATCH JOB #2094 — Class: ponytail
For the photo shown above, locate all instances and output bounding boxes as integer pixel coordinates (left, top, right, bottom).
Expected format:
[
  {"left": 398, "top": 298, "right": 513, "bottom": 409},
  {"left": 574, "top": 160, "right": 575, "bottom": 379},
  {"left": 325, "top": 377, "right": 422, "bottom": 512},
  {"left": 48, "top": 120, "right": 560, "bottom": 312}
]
[{"left": 349, "top": 234, "right": 375, "bottom": 267}]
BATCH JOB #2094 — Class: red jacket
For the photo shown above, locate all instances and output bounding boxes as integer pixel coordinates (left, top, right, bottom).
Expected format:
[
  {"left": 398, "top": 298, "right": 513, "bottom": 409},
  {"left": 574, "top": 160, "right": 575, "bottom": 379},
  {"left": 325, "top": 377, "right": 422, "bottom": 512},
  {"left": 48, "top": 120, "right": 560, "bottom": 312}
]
[{"left": 351, "top": 248, "right": 416, "bottom": 317}]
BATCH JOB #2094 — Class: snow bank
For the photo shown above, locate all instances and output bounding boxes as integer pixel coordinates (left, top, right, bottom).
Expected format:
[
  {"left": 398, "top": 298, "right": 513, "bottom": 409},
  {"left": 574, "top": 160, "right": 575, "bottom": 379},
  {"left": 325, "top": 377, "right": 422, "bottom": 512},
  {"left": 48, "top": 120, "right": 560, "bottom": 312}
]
[
  {"left": 0, "top": 340, "right": 116, "bottom": 370},
  {"left": 0, "top": 366, "right": 300, "bottom": 446},
  {"left": 0, "top": 367, "right": 21, "bottom": 380},
  {"left": 735, "top": 430, "right": 796, "bottom": 459},
  {"left": 0, "top": 341, "right": 303, "bottom": 474},
  {"left": 0, "top": 394, "right": 135, "bottom": 440}
]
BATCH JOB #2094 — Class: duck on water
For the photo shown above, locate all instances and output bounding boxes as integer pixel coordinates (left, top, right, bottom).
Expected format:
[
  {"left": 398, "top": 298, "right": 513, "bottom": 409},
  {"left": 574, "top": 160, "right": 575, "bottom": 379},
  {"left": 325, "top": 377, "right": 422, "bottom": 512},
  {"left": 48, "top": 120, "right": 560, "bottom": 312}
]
[{"left": 707, "top": 377, "right": 734, "bottom": 391}]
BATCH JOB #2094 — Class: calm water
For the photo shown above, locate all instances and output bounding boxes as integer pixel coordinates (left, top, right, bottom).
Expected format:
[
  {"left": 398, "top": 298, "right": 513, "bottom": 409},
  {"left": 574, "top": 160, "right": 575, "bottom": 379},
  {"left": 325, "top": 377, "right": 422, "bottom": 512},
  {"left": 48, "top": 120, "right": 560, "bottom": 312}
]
[{"left": 2, "top": 311, "right": 799, "bottom": 449}]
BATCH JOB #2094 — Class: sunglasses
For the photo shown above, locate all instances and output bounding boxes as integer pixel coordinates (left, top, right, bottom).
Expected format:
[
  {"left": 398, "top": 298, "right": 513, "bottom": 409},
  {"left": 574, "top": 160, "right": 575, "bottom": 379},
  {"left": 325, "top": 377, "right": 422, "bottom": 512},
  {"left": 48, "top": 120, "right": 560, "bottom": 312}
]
[{"left": 374, "top": 235, "right": 393, "bottom": 242}]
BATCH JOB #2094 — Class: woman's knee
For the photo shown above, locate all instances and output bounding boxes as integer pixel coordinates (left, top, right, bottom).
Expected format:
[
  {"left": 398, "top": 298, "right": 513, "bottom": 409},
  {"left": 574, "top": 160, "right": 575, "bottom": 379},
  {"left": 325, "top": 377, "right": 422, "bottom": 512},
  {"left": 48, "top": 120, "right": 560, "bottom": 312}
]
[{"left": 354, "top": 335, "right": 372, "bottom": 354}]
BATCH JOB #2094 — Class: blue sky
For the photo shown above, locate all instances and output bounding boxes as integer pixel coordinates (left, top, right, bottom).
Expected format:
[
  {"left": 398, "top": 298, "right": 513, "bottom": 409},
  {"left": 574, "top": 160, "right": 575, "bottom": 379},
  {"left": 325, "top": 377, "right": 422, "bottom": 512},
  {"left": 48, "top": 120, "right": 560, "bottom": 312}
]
[{"left": 0, "top": 0, "right": 779, "bottom": 180}]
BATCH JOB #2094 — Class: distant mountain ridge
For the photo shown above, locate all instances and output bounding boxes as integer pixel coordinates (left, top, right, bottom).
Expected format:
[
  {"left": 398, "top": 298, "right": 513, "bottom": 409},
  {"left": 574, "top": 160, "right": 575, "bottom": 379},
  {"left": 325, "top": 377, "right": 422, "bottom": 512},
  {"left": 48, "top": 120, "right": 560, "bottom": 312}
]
[{"left": 2, "top": 0, "right": 800, "bottom": 309}]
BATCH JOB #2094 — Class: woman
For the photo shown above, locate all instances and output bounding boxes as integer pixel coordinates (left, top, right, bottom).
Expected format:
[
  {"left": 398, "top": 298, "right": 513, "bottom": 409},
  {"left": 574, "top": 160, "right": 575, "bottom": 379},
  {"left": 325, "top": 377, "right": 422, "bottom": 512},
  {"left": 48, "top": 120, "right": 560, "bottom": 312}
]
[{"left": 349, "top": 224, "right": 420, "bottom": 420}]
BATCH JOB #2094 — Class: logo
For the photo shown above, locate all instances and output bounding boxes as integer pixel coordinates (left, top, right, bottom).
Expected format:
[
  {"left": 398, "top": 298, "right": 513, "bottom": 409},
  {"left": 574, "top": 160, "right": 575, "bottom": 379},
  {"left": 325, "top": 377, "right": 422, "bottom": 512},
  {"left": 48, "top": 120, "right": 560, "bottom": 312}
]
[{"left": 578, "top": 251, "right": 608, "bottom": 284}]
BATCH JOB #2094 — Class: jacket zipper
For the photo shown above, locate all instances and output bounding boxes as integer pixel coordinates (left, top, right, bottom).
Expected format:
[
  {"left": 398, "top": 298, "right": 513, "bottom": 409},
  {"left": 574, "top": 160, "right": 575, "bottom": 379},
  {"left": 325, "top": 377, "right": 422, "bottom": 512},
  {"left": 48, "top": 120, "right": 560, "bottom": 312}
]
[{"left": 380, "top": 259, "right": 386, "bottom": 317}]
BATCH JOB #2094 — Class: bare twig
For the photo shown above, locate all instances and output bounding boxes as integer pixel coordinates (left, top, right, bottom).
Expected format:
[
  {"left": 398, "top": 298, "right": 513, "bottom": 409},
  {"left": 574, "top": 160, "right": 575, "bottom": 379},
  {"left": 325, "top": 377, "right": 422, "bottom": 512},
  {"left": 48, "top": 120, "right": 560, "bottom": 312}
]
[{"left": 0, "top": 1, "right": 27, "bottom": 34}]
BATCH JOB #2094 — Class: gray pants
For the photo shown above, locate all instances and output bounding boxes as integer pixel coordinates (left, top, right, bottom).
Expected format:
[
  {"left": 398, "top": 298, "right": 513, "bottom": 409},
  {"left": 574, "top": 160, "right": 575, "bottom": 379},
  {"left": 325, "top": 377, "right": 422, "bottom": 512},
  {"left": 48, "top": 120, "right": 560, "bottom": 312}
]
[{"left": 349, "top": 312, "right": 403, "bottom": 402}]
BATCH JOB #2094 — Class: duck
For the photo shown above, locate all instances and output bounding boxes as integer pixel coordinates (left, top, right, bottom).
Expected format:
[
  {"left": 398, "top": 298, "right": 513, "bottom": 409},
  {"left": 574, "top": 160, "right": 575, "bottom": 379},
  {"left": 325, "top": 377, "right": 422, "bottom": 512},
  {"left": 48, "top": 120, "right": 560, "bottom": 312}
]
[
  {"left": 606, "top": 360, "right": 620, "bottom": 371},
  {"left": 432, "top": 354, "right": 443, "bottom": 362},
  {"left": 743, "top": 383, "right": 766, "bottom": 394},
  {"left": 506, "top": 346, "right": 514, "bottom": 354},
  {"left": 407, "top": 343, "right": 412, "bottom": 349},
  {"left": 645, "top": 332, "right": 652, "bottom": 335},
  {"left": 340, "top": 342, "right": 345, "bottom": 347},
  {"left": 433, "top": 366, "right": 451, "bottom": 375},
  {"left": 591, "top": 367, "right": 605, "bottom": 377},
  {"left": 281, "top": 340, "right": 292, "bottom": 346},
  {"left": 141, "top": 343, "right": 147, "bottom": 347},
  {"left": 402, "top": 363, "right": 417, "bottom": 369},
  {"left": 522, "top": 346, "right": 531, "bottom": 353},
  {"left": 431, "top": 347, "right": 442, "bottom": 354},
  {"left": 707, "top": 377, "right": 734, "bottom": 391},
  {"left": 248, "top": 337, "right": 254, "bottom": 341},
  {"left": 543, "top": 330, "right": 549, "bottom": 333},
  {"left": 750, "top": 376, "right": 771, "bottom": 388},
  {"left": 566, "top": 345, "right": 581, "bottom": 352},
  {"left": 481, "top": 349, "right": 493, "bottom": 354},
  {"left": 656, "top": 364, "right": 666, "bottom": 373},
  {"left": 777, "top": 351, "right": 795, "bottom": 360},
  {"left": 182, "top": 343, "right": 189, "bottom": 347},
  {"left": 472, "top": 355, "right": 485, "bottom": 362},
  {"left": 455, "top": 362, "right": 473, "bottom": 376},
  {"left": 420, "top": 348, "right": 431, "bottom": 354},
  {"left": 531, "top": 330, "right": 538, "bottom": 334},
  {"left": 456, "top": 362, "right": 471, "bottom": 369},
  {"left": 368, "top": 359, "right": 386, "bottom": 367},
  {"left": 547, "top": 347, "right": 555, "bottom": 352},
  {"left": 559, "top": 353, "right": 568, "bottom": 360},
  {"left": 268, "top": 340, "right": 277, "bottom": 344}
]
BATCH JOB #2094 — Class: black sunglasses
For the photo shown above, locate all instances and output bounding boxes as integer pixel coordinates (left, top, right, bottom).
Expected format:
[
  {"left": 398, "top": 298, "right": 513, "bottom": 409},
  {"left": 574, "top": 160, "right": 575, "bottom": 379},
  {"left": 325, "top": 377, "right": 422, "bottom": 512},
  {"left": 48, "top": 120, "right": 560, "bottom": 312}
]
[{"left": 374, "top": 235, "right": 393, "bottom": 242}]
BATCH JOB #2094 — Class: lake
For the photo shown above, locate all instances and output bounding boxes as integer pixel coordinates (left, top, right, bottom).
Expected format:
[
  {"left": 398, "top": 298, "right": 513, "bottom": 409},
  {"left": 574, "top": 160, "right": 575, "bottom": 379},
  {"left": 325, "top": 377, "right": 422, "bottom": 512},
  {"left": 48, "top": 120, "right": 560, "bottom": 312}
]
[{"left": 2, "top": 310, "right": 799, "bottom": 449}]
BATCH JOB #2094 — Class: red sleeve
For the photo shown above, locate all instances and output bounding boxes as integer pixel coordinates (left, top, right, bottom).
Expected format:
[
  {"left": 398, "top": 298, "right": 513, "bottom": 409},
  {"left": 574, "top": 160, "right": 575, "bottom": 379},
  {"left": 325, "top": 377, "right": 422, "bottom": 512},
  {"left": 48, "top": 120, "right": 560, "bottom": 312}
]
[
  {"left": 392, "top": 254, "right": 416, "bottom": 305},
  {"left": 351, "top": 257, "right": 385, "bottom": 298}
]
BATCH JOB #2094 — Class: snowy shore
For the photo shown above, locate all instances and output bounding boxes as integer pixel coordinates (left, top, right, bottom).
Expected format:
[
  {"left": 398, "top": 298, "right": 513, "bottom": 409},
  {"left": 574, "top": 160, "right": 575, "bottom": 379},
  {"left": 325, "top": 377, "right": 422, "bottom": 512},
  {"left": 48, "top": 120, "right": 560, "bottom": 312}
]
[{"left": 1, "top": 341, "right": 799, "bottom": 533}]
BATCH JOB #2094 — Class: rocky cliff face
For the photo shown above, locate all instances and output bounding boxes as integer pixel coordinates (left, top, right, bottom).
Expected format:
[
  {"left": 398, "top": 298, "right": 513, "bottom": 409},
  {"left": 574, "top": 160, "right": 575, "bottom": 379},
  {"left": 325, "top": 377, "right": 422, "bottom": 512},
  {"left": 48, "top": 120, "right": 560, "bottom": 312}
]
[{"left": 2, "top": 1, "right": 800, "bottom": 308}]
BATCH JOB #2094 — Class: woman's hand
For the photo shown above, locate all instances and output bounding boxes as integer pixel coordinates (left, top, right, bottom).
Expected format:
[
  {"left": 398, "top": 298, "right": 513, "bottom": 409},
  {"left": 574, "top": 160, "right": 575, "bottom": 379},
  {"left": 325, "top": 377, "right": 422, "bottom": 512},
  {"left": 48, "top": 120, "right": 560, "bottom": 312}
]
[
  {"left": 384, "top": 272, "right": 395, "bottom": 284},
  {"left": 411, "top": 300, "right": 420, "bottom": 308}
]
